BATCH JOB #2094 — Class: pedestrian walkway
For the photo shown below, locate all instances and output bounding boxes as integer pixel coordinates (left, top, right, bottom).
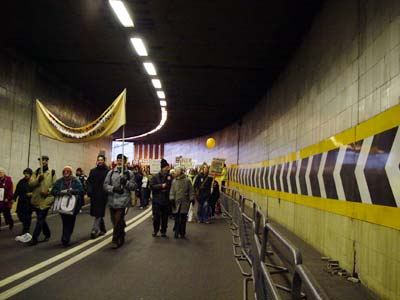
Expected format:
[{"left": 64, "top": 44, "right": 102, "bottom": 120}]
[{"left": 0, "top": 206, "right": 242, "bottom": 300}]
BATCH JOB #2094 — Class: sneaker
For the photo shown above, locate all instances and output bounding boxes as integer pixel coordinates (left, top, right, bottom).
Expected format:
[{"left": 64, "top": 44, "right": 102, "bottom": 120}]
[
  {"left": 152, "top": 232, "right": 158, "bottom": 237},
  {"left": 15, "top": 235, "right": 23, "bottom": 242},
  {"left": 99, "top": 231, "right": 106, "bottom": 236},
  {"left": 18, "top": 233, "right": 32, "bottom": 243}
]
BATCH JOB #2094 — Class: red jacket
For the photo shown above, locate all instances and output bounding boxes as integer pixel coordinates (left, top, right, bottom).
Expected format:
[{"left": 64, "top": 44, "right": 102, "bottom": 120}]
[{"left": 0, "top": 175, "right": 14, "bottom": 209}]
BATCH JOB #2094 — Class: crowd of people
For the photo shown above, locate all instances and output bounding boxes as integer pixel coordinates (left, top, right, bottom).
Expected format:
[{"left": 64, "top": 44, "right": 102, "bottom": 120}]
[{"left": 0, "top": 154, "right": 227, "bottom": 248}]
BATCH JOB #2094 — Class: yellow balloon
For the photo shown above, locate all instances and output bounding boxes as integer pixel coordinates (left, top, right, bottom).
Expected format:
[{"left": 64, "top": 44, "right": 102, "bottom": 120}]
[{"left": 206, "top": 138, "right": 216, "bottom": 148}]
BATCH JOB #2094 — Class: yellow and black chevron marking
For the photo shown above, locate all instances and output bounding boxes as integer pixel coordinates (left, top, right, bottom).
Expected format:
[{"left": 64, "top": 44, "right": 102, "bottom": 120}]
[{"left": 228, "top": 104, "right": 400, "bottom": 230}]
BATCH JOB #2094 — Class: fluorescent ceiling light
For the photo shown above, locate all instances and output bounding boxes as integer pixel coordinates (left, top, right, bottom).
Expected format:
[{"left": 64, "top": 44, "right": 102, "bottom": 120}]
[
  {"left": 160, "top": 100, "right": 167, "bottom": 106},
  {"left": 109, "top": 1, "right": 134, "bottom": 27},
  {"left": 130, "top": 38, "right": 148, "bottom": 56},
  {"left": 157, "top": 91, "right": 166, "bottom": 99},
  {"left": 143, "top": 62, "right": 157, "bottom": 76},
  {"left": 119, "top": 107, "right": 168, "bottom": 140},
  {"left": 151, "top": 79, "right": 162, "bottom": 89}
]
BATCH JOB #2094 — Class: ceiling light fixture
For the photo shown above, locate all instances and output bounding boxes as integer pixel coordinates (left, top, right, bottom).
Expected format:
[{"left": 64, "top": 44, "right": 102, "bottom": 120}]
[
  {"left": 143, "top": 62, "right": 157, "bottom": 76},
  {"left": 130, "top": 38, "right": 148, "bottom": 56},
  {"left": 151, "top": 79, "right": 162, "bottom": 89},
  {"left": 119, "top": 107, "right": 168, "bottom": 140},
  {"left": 160, "top": 100, "right": 167, "bottom": 106},
  {"left": 156, "top": 91, "right": 166, "bottom": 99},
  {"left": 109, "top": 0, "right": 134, "bottom": 27}
]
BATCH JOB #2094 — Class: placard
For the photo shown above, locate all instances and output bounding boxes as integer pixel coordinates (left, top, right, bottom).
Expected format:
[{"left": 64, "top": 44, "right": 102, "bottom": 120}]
[
  {"left": 210, "top": 158, "right": 226, "bottom": 176},
  {"left": 149, "top": 159, "right": 161, "bottom": 174}
]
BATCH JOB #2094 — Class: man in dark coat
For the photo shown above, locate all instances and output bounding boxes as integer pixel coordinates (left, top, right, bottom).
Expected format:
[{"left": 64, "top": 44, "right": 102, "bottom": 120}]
[
  {"left": 13, "top": 168, "right": 34, "bottom": 242},
  {"left": 150, "top": 159, "right": 172, "bottom": 237},
  {"left": 87, "top": 155, "right": 109, "bottom": 239}
]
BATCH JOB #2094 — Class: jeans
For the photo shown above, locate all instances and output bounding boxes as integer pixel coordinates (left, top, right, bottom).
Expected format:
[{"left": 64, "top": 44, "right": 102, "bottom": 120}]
[
  {"left": 140, "top": 188, "right": 150, "bottom": 208},
  {"left": 152, "top": 203, "right": 169, "bottom": 234},
  {"left": 110, "top": 208, "right": 126, "bottom": 245},
  {"left": 60, "top": 214, "right": 77, "bottom": 245},
  {"left": 92, "top": 217, "right": 106, "bottom": 233},
  {"left": 32, "top": 208, "right": 51, "bottom": 241},
  {"left": 197, "top": 201, "right": 210, "bottom": 223}
]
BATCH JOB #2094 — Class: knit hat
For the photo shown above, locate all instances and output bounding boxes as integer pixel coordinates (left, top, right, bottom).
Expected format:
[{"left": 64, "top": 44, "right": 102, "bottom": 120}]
[
  {"left": 160, "top": 159, "right": 169, "bottom": 169},
  {"left": 23, "top": 168, "right": 33, "bottom": 175},
  {"left": 63, "top": 166, "right": 73, "bottom": 173}
]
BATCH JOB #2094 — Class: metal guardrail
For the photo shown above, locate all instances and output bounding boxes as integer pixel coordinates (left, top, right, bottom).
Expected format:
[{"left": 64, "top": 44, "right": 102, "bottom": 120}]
[{"left": 220, "top": 188, "right": 330, "bottom": 300}]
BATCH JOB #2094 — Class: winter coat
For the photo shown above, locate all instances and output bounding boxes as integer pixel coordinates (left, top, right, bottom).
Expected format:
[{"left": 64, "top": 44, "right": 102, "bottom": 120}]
[
  {"left": 51, "top": 177, "right": 85, "bottom": 215},
  {"left": 0, "top": 175, "right": 14, "bottom": 210},
  {"left": 169, "top": 175, "right": 194, "bottom": 214},
  {"left": 103, "top": 167, "right": 137, "bottom": 208},
  {"left": 194, "top": 173, "right": 213, "bottom": 204},
  {"left": 209, "top": 181, "right": 220, "bottom": 205},
  {"left": 30, "top": 168, "right": 57, "bottom": 210},
  {"left": 150, "top": 171, "right": 172, "bottom": 206},
  {"left": 13, "top": 178, "right": 33, "bottom": 214},
  {"left": 87, "top": 165, "right": 109, "bottom": 217}
]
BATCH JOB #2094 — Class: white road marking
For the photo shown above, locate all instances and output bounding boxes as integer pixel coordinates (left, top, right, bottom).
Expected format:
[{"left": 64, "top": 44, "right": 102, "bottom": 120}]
[
  {"left": 0, "top": 207, "right": 151, "bottom": 289},
  {"left": 0, "top": 210, "right": 152, "bottom": 300}
]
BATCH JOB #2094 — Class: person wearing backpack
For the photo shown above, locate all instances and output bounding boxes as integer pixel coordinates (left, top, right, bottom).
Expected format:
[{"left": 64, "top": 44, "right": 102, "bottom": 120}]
[
  {"left": 51, "top": 166, "right": 84, "bottom": 246},
  {"left": 103, "top": 154, "right": 137, "bottom": 249},
  {"left": 29, "top": 156, "right": 57, "bottom": 246}
]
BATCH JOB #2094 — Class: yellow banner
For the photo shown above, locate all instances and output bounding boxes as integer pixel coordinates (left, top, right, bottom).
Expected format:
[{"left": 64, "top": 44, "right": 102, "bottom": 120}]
[{"left": 36, "top": 89, "right": 126, "bottom": 143}]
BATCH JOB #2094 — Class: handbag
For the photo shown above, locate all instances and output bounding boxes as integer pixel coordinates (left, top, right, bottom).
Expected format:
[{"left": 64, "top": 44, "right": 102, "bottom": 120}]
[{"left": 53, "top": 194, "right": 77, "bottom": 215}]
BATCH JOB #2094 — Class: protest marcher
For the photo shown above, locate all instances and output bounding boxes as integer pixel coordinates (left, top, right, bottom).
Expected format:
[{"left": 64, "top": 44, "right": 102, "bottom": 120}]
[
  {"left": 140, "top": 170, "right": 150, "bottom": 209},
  {"left": 51, "top": 166, "right": 84, "bottom": 246},
  {"left": 187, "top": 168, "right": 198, "bottom": 223},
  {"left": 13, "top": 168, "right": 33, "bottom": 242},
  {"left": 209, "top": 180, "right": 220, "bottom": 218},
  {"left": 132, "top": 166, "right": 143, "bottom": 207},
  {"left": 0, "top": 167, "right": 14, "bottom": 230},
  {"left": 194, "top": 164, "right": 213, "bottom": 224},
  {"left": 87, "top": 154, "right": 109, "bottom": 239},
  {"left": 104, "top": 154, "right": 136, "bottom": 249},
  {"left": 75, "top": 168, "right": 87, "bottom": 193},
  {"left": 169, "top": 167, "right": 194, "bottom": 239},
  {"left": 29, "top": 156, "right": 57, "bottom": 245},
  {"left": 150, "top": 159, "right": 172, "bottom": 237}
]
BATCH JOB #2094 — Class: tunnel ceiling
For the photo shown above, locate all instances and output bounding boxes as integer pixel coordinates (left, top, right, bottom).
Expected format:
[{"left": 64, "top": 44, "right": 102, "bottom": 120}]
[{"left": 1, "top": 0, "right": 323, "bottom": 143}]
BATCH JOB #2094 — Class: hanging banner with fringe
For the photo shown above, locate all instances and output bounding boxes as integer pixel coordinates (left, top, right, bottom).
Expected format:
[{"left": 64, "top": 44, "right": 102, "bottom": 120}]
[{"left": 36, "top": 89, "right": 126, "bottom": 143}]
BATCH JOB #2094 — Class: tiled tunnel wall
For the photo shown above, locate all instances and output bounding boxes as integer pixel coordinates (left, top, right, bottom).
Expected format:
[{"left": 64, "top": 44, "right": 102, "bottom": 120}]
[
  {"left": 0, "top": 52, "right": 112, "bottom": 180},
  {"left": 164, "top": 0, "right": 400, "bottom": 299}
]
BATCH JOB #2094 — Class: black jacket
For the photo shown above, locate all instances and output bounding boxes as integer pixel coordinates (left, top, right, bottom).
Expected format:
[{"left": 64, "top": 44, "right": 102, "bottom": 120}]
[
  {"left": 150, "top": 171, "right": 172, "bottom": 206},
  {"left": 194, "top": 173, "right": 213, "bottom": 203},
  {"left": 13, "top": 178, "right": 33, "bottom": 214},
  {"left": 87, "top": 165, "right": 109, "bottom": 217}
]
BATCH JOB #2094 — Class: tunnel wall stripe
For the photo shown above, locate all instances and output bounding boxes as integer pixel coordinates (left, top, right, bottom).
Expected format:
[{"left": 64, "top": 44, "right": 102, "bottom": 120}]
[{"left": 227, "top": 103, "right": 400, "bottom": 230}]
